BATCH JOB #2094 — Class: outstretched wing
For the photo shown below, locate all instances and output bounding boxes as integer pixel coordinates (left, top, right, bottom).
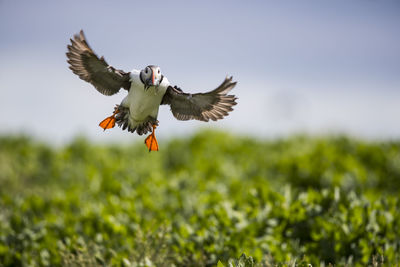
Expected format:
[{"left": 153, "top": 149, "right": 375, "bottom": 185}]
[
  {"left": 161, "top": 76, "right": 237, "bottom": 122},
  {"left": 66, "top": 30, "right": 131, "bottom": 96}
]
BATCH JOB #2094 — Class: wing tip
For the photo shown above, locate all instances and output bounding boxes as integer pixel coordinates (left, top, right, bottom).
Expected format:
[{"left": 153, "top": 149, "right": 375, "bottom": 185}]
[
  {"left": 215, "top": 76, "right": 237, "bottom": 95},
  {"left": 79, "top": 29, "right": 85, "bottom": 41}
]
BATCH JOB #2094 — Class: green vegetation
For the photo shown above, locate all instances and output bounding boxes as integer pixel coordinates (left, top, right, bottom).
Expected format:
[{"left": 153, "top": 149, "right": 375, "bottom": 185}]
[{"left": 0, "top": 131, "right": 399, "bottom": 266}]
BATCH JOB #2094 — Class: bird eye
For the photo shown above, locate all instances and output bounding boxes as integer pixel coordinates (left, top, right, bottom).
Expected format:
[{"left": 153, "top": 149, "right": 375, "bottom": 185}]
[
  {"left": 145, "top": 68, "right": 148, "bottom": 73},
  {"left": 158, "top": 69, "right": 160, "bottom": 74}
]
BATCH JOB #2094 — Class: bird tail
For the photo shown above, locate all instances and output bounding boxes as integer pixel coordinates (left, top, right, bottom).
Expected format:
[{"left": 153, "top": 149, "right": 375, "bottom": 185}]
[{"left": 114, "top": 106, "right": 158, "bottom": 135}]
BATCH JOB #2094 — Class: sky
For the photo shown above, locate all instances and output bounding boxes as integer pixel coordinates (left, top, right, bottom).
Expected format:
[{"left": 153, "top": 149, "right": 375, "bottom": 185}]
[{"left": 1, "top": 0, "right": 399, "bottom": 143}]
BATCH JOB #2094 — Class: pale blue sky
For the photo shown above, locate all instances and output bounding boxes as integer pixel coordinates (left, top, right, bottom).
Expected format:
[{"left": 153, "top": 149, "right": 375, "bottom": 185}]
[{"left": 1, "top": 0, "right": 399, "bottom": 143}]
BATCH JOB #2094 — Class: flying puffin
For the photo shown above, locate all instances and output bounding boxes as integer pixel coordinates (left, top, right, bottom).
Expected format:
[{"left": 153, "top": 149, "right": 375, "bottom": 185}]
[{"left": 66, "top": 30, "right": 237, "bottom": 151}]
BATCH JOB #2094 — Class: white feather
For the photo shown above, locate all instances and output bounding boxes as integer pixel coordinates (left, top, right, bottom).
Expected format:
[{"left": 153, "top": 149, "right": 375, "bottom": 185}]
[{"left": 120, "top": 70, "right": 170, "bottom": 128}]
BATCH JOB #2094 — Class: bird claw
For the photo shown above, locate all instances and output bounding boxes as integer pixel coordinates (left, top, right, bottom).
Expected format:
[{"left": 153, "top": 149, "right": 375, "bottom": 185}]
[
  {"left": 99, "top": 109, "right": 119, "bottom": 130},
  {"left": 144, "top": 125, "right": 159, "bottom": 152}
]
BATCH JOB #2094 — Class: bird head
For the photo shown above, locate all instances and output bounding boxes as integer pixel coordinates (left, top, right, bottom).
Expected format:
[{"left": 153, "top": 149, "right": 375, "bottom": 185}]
[{"left": 140, "top": 65, "right": 162, "bottom": 90}]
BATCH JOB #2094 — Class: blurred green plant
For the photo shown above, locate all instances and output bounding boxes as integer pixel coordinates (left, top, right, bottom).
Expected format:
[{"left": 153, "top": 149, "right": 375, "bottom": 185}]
[{"left": 0, "top": 131, "right": 399, "bottom": 266}]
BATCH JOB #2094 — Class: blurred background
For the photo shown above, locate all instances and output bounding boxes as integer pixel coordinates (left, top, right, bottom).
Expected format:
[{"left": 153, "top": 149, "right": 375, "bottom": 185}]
[
  {"left": 1, "top": 1, "right": 400, "bottom": 265},
  {"left": 1, "top": 0, "right": 399, "bottom": 143}
]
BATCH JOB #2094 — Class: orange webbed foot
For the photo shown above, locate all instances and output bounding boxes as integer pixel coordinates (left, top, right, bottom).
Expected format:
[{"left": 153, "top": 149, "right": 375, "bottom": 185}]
[
  {"left": 144, "top": 125, "right": 159, "bottom": 152},
  {"left": 99, "top": 109, "right": 119, "bottom": 131}
]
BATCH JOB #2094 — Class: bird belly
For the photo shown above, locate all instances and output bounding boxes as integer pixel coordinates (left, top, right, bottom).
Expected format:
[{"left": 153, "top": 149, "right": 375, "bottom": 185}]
[{"left": 122, "top": 84, "right": 166, "bottom": 127}]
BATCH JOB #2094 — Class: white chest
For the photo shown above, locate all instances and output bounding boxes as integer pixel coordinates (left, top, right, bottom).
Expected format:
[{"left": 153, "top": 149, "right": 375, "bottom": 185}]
[{"left": 120, "top": 70, "right": 169, "bottom": 123}]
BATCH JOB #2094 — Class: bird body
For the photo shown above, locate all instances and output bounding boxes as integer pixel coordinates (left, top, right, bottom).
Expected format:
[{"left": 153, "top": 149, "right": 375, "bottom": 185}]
[
  {"left": 121, "top": 69, "right": 169, "bottom": 129},
  {"left": 66, "top": 30, "right": 237, "bottom": 151}
]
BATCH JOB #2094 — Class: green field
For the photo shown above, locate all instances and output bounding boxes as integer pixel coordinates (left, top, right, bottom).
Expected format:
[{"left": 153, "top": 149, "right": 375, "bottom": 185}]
[{"left": 0, "top": 131, "right": 399, "bottom": 266}]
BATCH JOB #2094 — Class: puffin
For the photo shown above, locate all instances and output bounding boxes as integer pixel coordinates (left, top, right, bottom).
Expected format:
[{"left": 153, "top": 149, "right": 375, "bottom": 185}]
[{"left": 66, "top": 30, "right": 237, "bottom": 151}]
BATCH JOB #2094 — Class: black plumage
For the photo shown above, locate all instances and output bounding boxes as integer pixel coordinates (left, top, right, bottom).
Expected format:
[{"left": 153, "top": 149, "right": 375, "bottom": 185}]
[
  {"left": 161, "top": 77, "right": 237, "bottom": 122},
  {"left": 66, "top": 30, "right": 131, "bottom": 95}
]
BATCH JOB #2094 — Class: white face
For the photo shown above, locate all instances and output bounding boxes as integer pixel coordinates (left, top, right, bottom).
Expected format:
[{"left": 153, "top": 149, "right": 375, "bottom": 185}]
[{"left": 141, "top": 65, "right": 162, "bottom": 88}]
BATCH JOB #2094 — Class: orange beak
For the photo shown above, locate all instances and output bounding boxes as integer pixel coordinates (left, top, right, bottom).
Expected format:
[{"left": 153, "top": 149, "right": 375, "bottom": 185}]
[{"left": 151, "top": 68, "right": 155, "bottom": 85}]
